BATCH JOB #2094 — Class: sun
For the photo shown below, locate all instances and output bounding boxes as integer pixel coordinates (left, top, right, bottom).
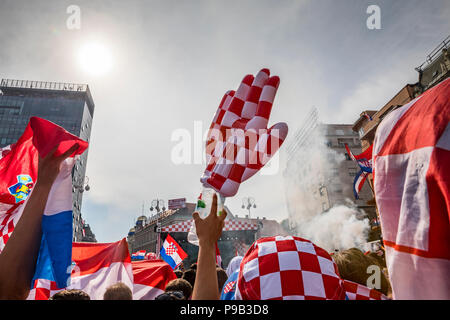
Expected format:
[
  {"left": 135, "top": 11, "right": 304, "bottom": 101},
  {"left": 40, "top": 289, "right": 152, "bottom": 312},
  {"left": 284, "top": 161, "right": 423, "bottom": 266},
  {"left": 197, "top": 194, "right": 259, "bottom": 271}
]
[{"left": 78, "top": 43, "right": 113, "bottom": 76}]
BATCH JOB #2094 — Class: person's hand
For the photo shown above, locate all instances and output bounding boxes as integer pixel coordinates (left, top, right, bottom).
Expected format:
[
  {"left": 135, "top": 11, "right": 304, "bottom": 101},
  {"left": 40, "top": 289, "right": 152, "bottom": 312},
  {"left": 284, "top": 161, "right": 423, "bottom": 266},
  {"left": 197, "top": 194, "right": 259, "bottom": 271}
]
[
  {"left": 192, "top": 193, "right": 227, "bottom": 248},
  {"left": 37, "top": 143, "right": 79, "bottom": 187}
]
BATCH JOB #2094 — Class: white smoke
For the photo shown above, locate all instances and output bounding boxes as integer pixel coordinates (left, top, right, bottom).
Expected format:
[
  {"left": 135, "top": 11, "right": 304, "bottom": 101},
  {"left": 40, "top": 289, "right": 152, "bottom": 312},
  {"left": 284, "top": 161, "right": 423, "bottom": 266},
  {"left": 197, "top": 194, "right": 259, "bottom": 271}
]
[{"left": 284, "top": 122, "right": 370, "bottom": 252}]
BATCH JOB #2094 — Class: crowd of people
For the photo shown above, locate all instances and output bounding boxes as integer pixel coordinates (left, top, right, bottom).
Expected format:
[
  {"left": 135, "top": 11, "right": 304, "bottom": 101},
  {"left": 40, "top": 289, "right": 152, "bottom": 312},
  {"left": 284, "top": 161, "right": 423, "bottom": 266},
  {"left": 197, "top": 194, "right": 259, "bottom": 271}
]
[{"left": 0, "top": 77, "right": 448, "bottom": 301}]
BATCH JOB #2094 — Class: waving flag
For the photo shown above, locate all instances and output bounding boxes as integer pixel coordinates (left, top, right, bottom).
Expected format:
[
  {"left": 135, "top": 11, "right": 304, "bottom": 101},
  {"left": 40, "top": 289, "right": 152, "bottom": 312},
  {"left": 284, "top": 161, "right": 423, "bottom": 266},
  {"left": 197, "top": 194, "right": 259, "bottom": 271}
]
[
  {"left": 352, "top": 170, "right": 369, "bottom": 199},
  {"left": 345, "top": 143, "right": 373, "bottom": 173},
  {"left": 362, "top": 111, "right": 373, "bottom": 121},
  {"left": 0, "top": 117, "right": 88, "bottom": 291},
  {"left": 160, "top": 234, "right": 187, "bottom": 270},
  {"left": 67, "top": 239, "right": 134, "bottom": 300},
  {"left": 132, "top": 260, "right": 177, "bottom": 300},
  {"left": 132, "top": 250, "right": 146, "bottom": 260},
  {"left": 373, "top": 78, "right": 450, "bottom": 299}
]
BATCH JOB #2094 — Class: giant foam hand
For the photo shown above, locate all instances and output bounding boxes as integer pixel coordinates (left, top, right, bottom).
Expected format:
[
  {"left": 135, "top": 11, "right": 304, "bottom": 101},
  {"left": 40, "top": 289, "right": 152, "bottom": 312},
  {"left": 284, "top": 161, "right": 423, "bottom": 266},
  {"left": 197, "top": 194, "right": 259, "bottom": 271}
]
[{"left": 201, "top": 68, "right": 288, "bottom": 197}]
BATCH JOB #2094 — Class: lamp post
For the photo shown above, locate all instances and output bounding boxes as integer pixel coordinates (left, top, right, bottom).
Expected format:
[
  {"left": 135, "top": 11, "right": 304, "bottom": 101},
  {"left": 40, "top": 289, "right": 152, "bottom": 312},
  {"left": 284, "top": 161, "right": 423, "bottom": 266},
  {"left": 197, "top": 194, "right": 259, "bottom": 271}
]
[
  {"left": 150, "top": 199, "right": 165, "bottom": 257},
  {"left": 242, "top": 197, "right": 256, "bottom": 219}
]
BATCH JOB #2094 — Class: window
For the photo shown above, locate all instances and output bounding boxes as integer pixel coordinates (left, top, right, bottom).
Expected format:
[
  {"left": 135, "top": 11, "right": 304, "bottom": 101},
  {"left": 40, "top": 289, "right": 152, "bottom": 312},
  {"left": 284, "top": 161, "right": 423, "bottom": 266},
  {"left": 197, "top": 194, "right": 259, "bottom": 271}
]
[
  {"left": 349, "top": 168, "right": 357, "bottom": 177},
  {"left": 336, "top": 129, "right": 345, "bottom": 135}
]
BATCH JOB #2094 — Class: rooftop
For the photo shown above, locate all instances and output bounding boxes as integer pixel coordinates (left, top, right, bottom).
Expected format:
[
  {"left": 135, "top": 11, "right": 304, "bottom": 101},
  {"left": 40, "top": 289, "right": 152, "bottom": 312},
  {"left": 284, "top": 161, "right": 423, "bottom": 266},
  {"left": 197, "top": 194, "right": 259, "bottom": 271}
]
[{"left": 0, "top": 78, "right": 95, "bottom": 116}]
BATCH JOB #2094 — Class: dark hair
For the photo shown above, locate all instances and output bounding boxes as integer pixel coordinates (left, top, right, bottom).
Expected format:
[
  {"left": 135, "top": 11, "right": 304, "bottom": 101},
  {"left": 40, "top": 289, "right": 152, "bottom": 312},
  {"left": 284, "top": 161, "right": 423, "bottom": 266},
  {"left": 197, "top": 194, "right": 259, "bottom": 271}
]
[
  {"left": 49, "top": 289, "right": 90, "bottom": 300},
  {"left": 174, "top": 270, "right": 183, "bottom": 278},
  {"left": 217, "top": 268, "right": 228, "bottom": 292},
  {"left": 190, "top": 263, "right": 198, "bottom": 270},
  {"left": 165, "top": 278, "right": 192, "bottom": 300},
  {"left": 155, "top": 291, "right": 184, "bottom": 300},
  {"left": 182, "top": 269, "right": 196, "bottom": 288},
  {"left": 103, "top": 282, "right": 133, "bottom": 300}
]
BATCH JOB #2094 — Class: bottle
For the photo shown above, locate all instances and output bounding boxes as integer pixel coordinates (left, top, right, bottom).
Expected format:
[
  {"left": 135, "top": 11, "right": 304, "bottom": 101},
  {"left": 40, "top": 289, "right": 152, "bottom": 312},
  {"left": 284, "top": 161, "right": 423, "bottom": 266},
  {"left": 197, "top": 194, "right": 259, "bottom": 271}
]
[{"left": 187, "top": 187, "right": 225, "bottom": 246}]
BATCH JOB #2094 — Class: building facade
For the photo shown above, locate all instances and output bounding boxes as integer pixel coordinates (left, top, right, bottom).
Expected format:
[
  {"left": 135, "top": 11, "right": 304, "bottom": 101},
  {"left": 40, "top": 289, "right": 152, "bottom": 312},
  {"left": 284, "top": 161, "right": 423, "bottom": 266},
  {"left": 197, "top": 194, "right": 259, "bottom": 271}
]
[
  {"left": 0, "top": 79, "right": 95, "bottom": 241},
  {"left": 127, "top": 201, "right": 286, "bottom": 268},
  {"left": 284, "top": 109, "right": 374, "bottom": 217}
]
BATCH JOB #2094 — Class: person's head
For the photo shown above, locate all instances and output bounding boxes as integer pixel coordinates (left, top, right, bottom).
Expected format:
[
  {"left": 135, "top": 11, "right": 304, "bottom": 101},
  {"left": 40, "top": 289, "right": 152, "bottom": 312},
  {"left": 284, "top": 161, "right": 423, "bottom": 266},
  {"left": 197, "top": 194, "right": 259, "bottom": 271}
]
[
  {"left": 165, "top": 278, "right": 192, "bottom": 300},
  {"left": 216, "top": 268, "right": 228, "bottom": 293},
  {"left": 174, "top": 270, "right": 183, "bottom": 278},
  {"left": 366, "top": 251, "right": 386, "bottom": 269},
  {"left": 190, "top": 262, "right": 198, "bottom": 270},
  {"left": 182, "top": 268, "right": 196, "bottom": 289},
  {"left": 49, "top": 289, "right": 90, "bottom": 300},
  {"left": 226, "top": 256, "right": 243, "bottom": 277},
  {"left": 155, "top": 291, "right": 184, "bottom": 300},
  {"left": 333, "top": 248, "right": 391, "bottom": 296},
  {"left": 103, "top": 282, "right": 133, "bottom": 300}
]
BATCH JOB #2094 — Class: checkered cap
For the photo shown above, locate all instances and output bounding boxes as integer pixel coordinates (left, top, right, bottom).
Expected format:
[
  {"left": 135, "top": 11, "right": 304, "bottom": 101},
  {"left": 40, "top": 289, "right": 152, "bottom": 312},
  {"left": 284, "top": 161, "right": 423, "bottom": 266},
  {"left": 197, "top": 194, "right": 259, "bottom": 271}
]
[
  {"left": 27, "top": 279, "right": 64, "bottom": 300},
  {"left": 201, "top": 68, "right": 288, "bottom": 197},
  {"left": 235, "top": 236, "right": 346, "bottom": 300},
  {"left": 343, "top": 280, "right": 389, "bottom": 300}
]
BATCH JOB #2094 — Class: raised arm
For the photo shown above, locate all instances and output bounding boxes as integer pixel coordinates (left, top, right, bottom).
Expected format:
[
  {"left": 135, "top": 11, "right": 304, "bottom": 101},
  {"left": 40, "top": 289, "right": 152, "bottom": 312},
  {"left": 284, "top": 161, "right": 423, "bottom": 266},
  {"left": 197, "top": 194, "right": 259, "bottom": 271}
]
[
  {"left": 191, "top": 193, "right": 227, "bottom": 300},
  {"left": 0, "top": 144, "right": 78, "bottom": 300}
]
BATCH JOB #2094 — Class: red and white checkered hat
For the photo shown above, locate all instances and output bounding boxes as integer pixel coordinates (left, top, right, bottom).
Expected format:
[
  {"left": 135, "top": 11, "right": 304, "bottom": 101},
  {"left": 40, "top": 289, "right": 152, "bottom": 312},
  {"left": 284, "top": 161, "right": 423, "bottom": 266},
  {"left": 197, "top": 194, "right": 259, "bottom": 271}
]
[{"left": 235, "top": 236, "right": 347, "bottom": 300}]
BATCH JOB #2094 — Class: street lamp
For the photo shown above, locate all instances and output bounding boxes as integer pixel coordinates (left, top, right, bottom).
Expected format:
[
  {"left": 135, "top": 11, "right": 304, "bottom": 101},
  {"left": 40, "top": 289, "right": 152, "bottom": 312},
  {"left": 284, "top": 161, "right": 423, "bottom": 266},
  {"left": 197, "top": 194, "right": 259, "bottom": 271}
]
[
  {"left": 149, "top": 199, "right": 165, "bottom": 213},
  {"left": 150, "top": 198, "right": 166, "bottom": 257},
  {"left": 242, "top": 197, "right": 256, "bottom": 218}
]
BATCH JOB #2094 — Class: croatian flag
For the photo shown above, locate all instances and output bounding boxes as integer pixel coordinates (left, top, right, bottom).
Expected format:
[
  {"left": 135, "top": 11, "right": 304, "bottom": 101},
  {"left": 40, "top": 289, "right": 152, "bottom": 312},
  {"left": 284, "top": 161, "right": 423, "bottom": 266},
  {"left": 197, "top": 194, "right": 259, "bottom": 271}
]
[
  {"left": 67, "top": 239, "right": 134, "bottom": 300},
  {"left": 373, "top": 78, "right": 450, "bottom": 299},
  {"left": 345, "top": 143, "right": 373, "bottom": 173},
  {"left": 132, "top": 260, "right": 177, "bottom": 300},
  {"left": 160, "top": 234, "right": 187, "bottom": 270},
  {"left": 0, "top": 117, "right": 88, "bottom": 291},
  {"left": 132, "top": 250, "right": 146, "bottom": 260},
  {"left": 362, "top": 111, "right": 373, "bottom": 121},
  {"left": 352, "top": 169, "right": 369, "bottom": 199}
]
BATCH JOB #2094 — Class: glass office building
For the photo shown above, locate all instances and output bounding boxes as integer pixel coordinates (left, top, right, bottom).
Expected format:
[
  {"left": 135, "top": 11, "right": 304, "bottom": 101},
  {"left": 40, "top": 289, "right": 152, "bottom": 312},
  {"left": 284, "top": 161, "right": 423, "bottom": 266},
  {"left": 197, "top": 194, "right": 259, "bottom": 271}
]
[{"left": 0, "top": 79, "right": 95, "bottom": 242}]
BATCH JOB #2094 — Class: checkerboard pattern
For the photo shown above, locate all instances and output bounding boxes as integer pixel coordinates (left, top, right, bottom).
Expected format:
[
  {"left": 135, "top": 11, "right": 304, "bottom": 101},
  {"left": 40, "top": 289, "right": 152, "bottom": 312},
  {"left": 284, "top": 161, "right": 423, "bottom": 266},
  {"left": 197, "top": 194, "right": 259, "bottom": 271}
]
[
  {"left": 161, "top": 219, "right": 258, "bottom": 233},
  {"left": 235, "top": 236, "right": 346, "bottom": 300},
  {"left": 0, "top": 204, "right": 21, "bottom": 254},
  {"left": 27, "top": 279, "right": 64, "bottom": 300},
  {"left": 343, "top": 280, "right": 389, "bottom": 300},
  {"left": 165, "top": 243, "right": 178, "bottom": 255},
  {"left": 223, "top": 281, "right": 236, "bottom": 294},
  {"left": 201, "top": 68, "right": 288, "bottom": 197}
]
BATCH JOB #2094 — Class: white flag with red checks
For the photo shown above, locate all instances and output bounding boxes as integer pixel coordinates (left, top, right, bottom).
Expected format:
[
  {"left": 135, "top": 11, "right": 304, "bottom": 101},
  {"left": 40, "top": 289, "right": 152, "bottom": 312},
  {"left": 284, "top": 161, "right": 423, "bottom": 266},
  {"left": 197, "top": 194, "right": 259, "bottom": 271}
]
[
  {"left": 201, "top": 68, "right": 288, "bottom": 197},
  {"left": 373, "top": 78, "right": 450, "bottom": 299},
  {"left": 342, "top": 280, "right": 388, "bottom": 300}
]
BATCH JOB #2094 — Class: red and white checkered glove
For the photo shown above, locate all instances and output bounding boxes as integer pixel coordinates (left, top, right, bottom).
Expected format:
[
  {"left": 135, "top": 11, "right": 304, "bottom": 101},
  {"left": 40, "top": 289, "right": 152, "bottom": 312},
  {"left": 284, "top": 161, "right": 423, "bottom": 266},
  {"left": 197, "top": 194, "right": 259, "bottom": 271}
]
[{"left": 201, "top": 68, "right": 288, "bottom": 197}]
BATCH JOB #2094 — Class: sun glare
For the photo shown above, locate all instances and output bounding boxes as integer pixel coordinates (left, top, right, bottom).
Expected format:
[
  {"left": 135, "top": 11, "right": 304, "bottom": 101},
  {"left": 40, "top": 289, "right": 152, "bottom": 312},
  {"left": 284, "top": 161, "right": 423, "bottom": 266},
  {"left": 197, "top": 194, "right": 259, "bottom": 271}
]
[{"left": 78, "top": 43, "right": 113, "bottom": 76}]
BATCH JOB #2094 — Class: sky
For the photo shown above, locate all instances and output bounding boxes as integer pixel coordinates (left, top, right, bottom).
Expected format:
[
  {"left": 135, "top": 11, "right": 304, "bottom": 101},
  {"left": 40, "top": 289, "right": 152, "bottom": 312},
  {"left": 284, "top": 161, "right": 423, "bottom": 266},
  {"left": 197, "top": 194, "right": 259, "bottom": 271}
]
[{"left": 0, "top": 0, "right": 449, "bottom": 242}]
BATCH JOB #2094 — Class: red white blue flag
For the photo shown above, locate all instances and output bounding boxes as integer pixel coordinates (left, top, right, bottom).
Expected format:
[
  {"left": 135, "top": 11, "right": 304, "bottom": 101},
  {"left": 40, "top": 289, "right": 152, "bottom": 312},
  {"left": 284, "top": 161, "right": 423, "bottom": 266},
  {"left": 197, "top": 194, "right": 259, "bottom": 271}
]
[
  {"left": 132, "top": 250, "right": 146, "bottom": 260},
  {"left": 353, "top": 170, "right": 369, "bottom": 199},
  {"left": 345, "top": 143, "right": 373, "bottom": 173},
  {"left": 132, "top": 260, "right": 177, "bottom": 300},
  {"left": 373, "top": 78, "right": 450, "bottom": 299},
  {"left": 0, "top": 117, "right": 88, "bottom": 291},
  {"left": 160, "top": 234, "right": 187, "bottom": 270}
]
